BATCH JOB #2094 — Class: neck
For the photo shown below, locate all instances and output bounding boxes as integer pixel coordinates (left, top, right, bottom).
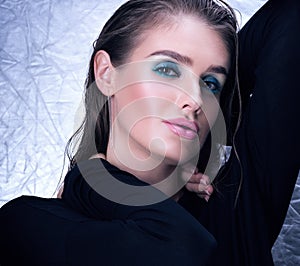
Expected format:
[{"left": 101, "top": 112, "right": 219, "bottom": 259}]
[{"left": 105, "top": 141, "right": 185, "bottom": 201}]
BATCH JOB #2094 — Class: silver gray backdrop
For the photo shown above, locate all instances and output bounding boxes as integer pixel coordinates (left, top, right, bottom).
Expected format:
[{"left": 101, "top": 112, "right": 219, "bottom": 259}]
[{"left": 0, "top": 0, "right": 299, "bottom": 265}]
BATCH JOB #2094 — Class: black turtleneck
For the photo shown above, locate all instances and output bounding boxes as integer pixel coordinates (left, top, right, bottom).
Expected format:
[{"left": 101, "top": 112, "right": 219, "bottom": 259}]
[{"left": 0, "top": 159, "right": 216, "bottom": 266}]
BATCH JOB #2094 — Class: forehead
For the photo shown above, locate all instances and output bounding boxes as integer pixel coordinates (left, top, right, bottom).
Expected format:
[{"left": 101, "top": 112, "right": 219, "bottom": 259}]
[{"left": 128, "top": 15, "right": 230, "bottom": 72}]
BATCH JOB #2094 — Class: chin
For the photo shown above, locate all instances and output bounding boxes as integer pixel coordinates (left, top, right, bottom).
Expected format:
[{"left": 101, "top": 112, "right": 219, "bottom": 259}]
[{"left": 161, "top": 145, "right": 200, "bottom": 167}]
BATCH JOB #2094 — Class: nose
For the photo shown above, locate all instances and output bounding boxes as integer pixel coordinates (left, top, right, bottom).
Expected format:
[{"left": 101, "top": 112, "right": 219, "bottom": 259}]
[
  {"left": 178, "top": 91, "right": 203, "bottom": 117},
  {"left": 176, "top": 73, "right": 204, "bottom": 117}
]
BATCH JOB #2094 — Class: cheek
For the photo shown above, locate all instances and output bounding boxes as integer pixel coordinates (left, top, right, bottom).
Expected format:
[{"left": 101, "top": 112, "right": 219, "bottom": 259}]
[
  {"left": 198, "top": 98, "right": 220, "bottom": 142},
  {"left": 202, "top": 95, "right": 220, "bottom": 124},
  {"left": 111, "top": 82, "right": 179, "bottom": 120},
  {"left": 110, "top": 84, "right": 146, "bottom": 122}
]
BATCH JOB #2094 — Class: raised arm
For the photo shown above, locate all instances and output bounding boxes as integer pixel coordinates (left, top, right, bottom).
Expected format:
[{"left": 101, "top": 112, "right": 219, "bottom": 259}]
[{"left": 238, "top": 0, "right": 300, "bottom": 242}]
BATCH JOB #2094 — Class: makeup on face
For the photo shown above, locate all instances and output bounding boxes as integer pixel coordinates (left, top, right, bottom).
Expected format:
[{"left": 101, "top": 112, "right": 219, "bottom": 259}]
[
  {"left": 150, "top": 49, "right": 226, "bottom": 91},
  {"left": 106, "top": 16, "right": 230, "bottom": 182},
  {"left": 114, "top": 52, "right": 227, "bottom": 104}
]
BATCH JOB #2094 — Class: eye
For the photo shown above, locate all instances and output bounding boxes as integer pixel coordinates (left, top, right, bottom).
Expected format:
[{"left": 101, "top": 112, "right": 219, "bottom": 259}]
[
  {"left": 152, "top": 61, "right": 181, "bottom": 78},
  {"left": 202, "top": 75, "right": 222, "bottom": 95}
]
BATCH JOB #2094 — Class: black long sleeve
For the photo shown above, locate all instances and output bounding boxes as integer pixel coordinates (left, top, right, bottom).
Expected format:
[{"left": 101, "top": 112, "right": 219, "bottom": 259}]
[
  {"left": 238, "top": 0, "right": 300, "bottom": 242},
  {"left": 0, "top": 159, "right": 216, "bottom": 266},
  {"left": 182, "top": 0, "right": 300, "bottom": 265}
]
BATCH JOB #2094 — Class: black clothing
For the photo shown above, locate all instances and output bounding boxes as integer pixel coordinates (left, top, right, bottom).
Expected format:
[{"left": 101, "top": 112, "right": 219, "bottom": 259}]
[
  {"left": 181, "top": 0, "right": 300, "bottom": 265},
  {"left": 0, "top": 159, "right": 216, "bottom": 266},
  {"left": 1, "top": 1, "right": 300, "bottom": 265}
]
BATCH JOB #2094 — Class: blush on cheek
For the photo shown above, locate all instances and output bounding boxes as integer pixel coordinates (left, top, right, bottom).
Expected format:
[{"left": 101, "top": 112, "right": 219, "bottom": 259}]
[{"left": 202, "top": 97, "right": 220, "bottom": 125}]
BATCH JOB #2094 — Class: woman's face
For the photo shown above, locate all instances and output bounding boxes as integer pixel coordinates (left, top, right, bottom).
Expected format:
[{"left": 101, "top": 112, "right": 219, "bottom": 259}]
[{"left": 108, "top": 15, "right": 230, "bottom": 177}]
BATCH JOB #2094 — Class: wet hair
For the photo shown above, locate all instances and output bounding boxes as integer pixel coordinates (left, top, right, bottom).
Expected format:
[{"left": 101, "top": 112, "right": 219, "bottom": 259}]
[{"left": 66, "top": 0, "right": 240, "bottom": 179}]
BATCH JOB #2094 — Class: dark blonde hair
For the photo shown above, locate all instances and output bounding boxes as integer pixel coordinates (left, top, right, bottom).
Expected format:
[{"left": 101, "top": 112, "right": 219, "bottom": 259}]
[{"left": 66, "top": 0, "right": 240, "bottom": 179}]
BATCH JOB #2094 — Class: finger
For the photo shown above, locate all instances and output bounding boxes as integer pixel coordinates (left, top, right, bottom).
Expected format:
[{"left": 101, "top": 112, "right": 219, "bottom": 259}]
[
  {"left": 195, "top": 190, "right": 211, "bottom": 201},
  {"left": 185, "top": 182, "right": 212, "bottom": 195},
  {"left": 203, "top": 195, "right": 210, "bottom": 202},
  {"left": 185, "top": 182, "right": 200, "bottom": 193},
  {"left": 200, "top": 174, "right": 211, "bottom": 185},
  {"left": 205, "top": 184, "right": 214, "bottom": 195},
  {"left": 185, "top": 182, "right": 213, "bottom": 202},
  {"left": 188, "top": 172, "right": 209, "bottom": 183},
  {"left": 188, "top": 175, "right": 211, "bottom": 188}
]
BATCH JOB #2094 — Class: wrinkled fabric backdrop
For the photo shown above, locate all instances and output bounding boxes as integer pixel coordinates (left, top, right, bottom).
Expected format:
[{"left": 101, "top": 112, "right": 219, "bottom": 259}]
[{"left": 0, "top": 0, "right": 299, "bottom": 265}]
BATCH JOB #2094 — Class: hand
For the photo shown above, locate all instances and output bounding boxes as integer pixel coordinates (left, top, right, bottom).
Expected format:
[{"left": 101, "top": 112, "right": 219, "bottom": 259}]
[{"left": 185, "top": 171, "right": 213, "bottom": 202}]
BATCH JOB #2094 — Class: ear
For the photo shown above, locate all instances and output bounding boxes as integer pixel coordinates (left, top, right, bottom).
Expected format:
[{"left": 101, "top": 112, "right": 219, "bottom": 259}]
[{"left": 94, "top": 50, "right": 115, "bottom": 96}]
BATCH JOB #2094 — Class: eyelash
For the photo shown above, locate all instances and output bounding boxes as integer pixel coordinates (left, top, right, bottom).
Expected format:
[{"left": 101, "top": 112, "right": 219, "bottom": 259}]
[
  {"left": 202, "top": 76, "right": 222, "bottom": 94},
  {"left": 152, "top": 61, "right": 181, "bottom": 78},
  {"left": 152, "top": 61, "right": 222, "bottom": 95}
]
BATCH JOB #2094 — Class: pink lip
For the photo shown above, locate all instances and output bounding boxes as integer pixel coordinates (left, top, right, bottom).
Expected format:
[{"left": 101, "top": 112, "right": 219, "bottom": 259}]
[{"left": 163, "top": 118, "right": 199, "bottom": 140}]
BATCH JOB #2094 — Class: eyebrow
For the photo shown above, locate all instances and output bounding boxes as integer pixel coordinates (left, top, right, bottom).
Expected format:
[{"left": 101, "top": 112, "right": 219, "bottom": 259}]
[
  {"left": 206, "top": 65, "right": 228, "bottom": 76},
  {"left": 148, "top": 50, "right": 193, "bottom": 66},
  {"left": 148, "top": 50, "right": 228, "bottom": 76}
]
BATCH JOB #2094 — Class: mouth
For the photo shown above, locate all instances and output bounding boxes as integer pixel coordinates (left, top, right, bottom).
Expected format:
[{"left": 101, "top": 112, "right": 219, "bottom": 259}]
[{"left": 162, "top": 118, "right": 199, "bottom": 140}]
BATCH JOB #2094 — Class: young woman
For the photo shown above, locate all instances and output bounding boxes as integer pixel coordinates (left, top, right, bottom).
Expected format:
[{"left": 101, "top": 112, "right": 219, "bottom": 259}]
[{"left": 0, "top": 0, "right": 238, "bottom": 265}]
